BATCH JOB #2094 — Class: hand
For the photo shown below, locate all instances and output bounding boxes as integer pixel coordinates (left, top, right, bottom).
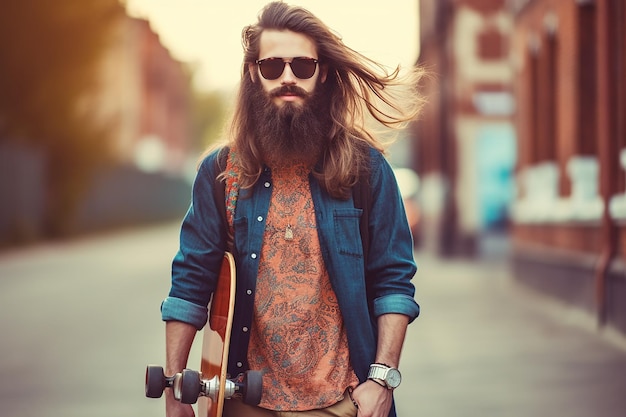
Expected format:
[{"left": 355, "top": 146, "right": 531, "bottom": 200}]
[
  {"left": 165, "top": 390, "right": 197, "bottom": 417},
  {"left": 351, "top": 379, "right": 393, "bottom": 417}
]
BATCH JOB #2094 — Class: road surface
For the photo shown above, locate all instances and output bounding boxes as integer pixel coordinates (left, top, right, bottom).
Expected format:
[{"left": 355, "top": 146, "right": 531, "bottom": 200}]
[{"left": 1, "top": 223, "right": 625, "bottom": 417}]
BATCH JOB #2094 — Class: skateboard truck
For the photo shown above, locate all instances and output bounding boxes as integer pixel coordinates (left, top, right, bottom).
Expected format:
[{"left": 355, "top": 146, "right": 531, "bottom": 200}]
[{"left": 145, "top": 365, "right": 263, "bottom": 406}]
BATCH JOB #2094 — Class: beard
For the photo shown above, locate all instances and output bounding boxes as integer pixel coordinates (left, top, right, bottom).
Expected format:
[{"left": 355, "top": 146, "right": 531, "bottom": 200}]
[{"left": 247, "top": 79, "right": 332, "bottom": 167}]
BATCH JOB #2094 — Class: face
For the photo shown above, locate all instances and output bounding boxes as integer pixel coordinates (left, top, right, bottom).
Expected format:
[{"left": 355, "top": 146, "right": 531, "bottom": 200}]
[{"left": 251, "top": 29, "right": 326, "bottom": 108}]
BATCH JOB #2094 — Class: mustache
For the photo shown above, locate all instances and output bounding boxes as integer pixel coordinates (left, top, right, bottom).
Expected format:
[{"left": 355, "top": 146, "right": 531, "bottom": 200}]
[{"left": 269, "top": 85, "right": 310, "bottom": 99}]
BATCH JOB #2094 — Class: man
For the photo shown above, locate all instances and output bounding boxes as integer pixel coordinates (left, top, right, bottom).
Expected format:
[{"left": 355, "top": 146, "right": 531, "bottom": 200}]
[{"left": 161, "top": 2, "right": 422, "bottom": 416}]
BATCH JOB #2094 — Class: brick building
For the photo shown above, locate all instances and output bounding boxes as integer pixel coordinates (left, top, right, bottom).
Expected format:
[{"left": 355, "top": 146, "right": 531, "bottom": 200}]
[
  {"left": 415, "top": 0, "right": 626, "bottom": 336},
  {"left": 508, "top": 0, "right": 626, "bottom": 334},
  {"left": 97, "top": 16, "right": 191, "bottom": 174}
]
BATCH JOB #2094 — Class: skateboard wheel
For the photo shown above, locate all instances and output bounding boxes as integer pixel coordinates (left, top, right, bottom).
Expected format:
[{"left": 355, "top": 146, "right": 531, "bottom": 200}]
[
  {"left": 242, "top": 370, "right": 263, "bottom": 406},
  {"left": 145, "top": 365, "right": 166, "bottom": 398},
  {"left": 179, "top": 369, "right": 202, "bottom": 404}
]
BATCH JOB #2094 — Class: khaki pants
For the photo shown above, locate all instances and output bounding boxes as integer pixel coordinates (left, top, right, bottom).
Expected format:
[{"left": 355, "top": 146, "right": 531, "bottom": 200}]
[{"left": 223, "top": 390, "right": 358, "bottom": 417}]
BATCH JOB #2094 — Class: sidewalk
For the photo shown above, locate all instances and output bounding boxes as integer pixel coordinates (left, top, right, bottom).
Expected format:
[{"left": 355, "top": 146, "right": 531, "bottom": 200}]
[{"left": 394, "top": 248, "right": 626, "bottom": 417}]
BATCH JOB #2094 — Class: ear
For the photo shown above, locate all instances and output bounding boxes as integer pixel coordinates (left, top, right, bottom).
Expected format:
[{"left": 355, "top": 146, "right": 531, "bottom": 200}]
[
  {"left": 248, "top": 63, "right": 257, "bottom": 82},
  {"left": 319, "top": 63, "right": 328, "bottom": 84}
]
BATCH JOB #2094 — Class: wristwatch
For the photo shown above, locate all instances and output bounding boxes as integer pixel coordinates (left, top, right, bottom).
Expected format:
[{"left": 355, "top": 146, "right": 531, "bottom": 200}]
[{"left": 367, "top": 363, "right": 402, "bottom": 389}]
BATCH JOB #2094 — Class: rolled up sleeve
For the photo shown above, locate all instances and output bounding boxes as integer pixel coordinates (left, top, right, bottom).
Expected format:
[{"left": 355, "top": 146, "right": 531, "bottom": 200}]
[
  {"left": 161, "top": 297, "right": 209, "bottom": 330},
  {"left": 366, "top": 150, "right": 420, "bottom": 323},
  {"left": 373, "top": 294, "right": 420, "bottom": 323},
  {"left": 162, "top": 149, "right": 226, "bottom": 329}
]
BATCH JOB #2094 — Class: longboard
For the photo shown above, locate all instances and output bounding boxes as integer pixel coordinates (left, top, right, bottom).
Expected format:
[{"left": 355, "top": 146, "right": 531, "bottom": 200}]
[
  {"left": 198, "top": 251, "right": 236, "bottom": 417},
  {"left": 145, "top": 252, "right": 262, "bottom": 415}
]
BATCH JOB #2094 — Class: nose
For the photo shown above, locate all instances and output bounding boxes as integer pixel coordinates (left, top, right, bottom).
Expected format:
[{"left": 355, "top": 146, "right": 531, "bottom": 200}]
[{"left": 280, "top": 62, "right": 297, "bottom": 85}]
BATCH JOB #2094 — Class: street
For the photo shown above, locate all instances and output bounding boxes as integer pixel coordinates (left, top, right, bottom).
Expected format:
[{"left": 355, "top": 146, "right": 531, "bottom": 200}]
[
  {"left": 0, "top": 223, "right": 182, "bottom": 417},
  {"left": 0, "top": 223, "right": 625, "bottom": 417},
  {"left": 396, "top": 243, "right": 626, "bottom": 417}
]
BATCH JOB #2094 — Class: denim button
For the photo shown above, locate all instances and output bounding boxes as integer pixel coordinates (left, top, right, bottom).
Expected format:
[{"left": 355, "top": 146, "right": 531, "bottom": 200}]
[
  {"left": 236, "top": 362, "right": 243, "bottom": 368},
  {"left": 246, "top": 289, "right": 252, "bottom": 295},
  {"left": 257, "top": 216, "right": 263, "bottom": 222},
  {"left": 264, "top": 181, "right": 271, "bottom": 188},
  {"left": 243, "top": 326, "right": 249, "bottom": 332}
]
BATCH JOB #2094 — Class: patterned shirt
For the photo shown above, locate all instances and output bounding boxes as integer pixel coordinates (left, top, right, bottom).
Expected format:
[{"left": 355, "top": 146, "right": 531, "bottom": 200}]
[{"left": 224, "top": 155, "right": 359, "bottom": 411}]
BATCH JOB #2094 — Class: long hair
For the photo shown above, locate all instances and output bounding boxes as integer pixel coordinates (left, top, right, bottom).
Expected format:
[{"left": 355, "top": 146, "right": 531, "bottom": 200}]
[{"left": 224, "top": 1, "right": 424, "bottom": 199}]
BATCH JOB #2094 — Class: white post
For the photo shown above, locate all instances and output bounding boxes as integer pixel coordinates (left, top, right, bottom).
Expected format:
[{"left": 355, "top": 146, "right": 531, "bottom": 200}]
[{"left": 609, "top": 149, "right": 626, "bottom": 220}]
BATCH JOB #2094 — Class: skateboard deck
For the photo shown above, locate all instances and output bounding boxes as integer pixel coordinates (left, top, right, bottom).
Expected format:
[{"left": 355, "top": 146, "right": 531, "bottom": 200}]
[
  {"left": 145, "top": 252, "right": 261, "bottom": 413},
  {"left": 198, "top": 251, "right": 236, "bottom": 417}
]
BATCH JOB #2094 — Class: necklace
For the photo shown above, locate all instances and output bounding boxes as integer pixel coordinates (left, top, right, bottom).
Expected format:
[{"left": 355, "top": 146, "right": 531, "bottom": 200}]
[{"left": 284, "top": 223, "right": 294, "bottom": 241}]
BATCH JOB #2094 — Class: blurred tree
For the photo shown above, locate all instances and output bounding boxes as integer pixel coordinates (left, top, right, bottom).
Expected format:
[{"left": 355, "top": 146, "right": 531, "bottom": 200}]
[{"left": 0, "top": 1, "right": 124, "bottom": 236}]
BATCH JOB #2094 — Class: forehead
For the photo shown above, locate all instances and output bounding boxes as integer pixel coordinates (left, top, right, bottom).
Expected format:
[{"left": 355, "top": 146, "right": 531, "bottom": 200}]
[{"left": 258, "top": 29, "right": 318, "bottom": 59}]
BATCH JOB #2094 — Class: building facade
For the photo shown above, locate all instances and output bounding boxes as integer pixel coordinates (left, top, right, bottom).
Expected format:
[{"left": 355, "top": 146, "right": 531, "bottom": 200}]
[
  {"left": 414, "top": 0, "right": 515, "bottom": 255},
  {"left": 508, "top": 0, "right": 626, "bottom": 334},
  {"left": 97, "top": 16, "right": 191, "bottom": 175},
  {"left": 415, "top": 0, "right": 626, "bottom": 336}
]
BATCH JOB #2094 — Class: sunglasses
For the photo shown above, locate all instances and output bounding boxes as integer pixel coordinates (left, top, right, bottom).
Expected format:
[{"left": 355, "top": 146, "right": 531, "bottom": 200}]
[{"left": 255, "top": 57, "right": 319, "bottom": 80}]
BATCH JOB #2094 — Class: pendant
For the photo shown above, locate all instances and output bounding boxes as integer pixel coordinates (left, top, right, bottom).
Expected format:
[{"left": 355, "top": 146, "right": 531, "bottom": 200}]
[{"left": 284, "top": 224, "right": 294, "bottom": 241}]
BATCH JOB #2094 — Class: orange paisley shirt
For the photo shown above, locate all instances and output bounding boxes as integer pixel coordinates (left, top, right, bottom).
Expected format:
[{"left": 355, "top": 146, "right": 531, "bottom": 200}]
[{"left": 224, "top": 155, "right": 359, "bottom": 411}]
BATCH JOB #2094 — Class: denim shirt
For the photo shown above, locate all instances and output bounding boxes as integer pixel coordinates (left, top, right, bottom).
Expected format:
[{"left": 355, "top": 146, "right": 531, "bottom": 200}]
[{"left": 162, "top": 147, "right": 419, "bottom": 415}]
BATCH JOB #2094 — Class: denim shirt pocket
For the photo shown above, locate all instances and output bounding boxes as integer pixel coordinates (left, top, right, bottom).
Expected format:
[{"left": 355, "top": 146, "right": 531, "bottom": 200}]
[{"left": 333, "top": 208, "right": 363, "bottom": 257}]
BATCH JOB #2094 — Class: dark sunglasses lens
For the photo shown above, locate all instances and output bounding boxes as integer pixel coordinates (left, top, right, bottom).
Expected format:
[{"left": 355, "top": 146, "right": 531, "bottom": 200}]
[
  {"left": 291, "top": 58, "right": 317, "bottom": 79},
  {"left": 259, "top": 59, "right": 284, "bottom": 80}
]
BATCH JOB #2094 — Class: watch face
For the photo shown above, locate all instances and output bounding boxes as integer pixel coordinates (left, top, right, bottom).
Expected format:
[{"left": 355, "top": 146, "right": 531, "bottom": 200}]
[{"left": 386, "top": 368, "right": 402, "bottom": 388}]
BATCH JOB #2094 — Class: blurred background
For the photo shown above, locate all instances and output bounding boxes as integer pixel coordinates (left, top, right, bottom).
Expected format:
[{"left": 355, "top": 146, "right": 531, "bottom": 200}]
[{"left": 0, "top": 0, "right": 625, "bottom": 416}]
